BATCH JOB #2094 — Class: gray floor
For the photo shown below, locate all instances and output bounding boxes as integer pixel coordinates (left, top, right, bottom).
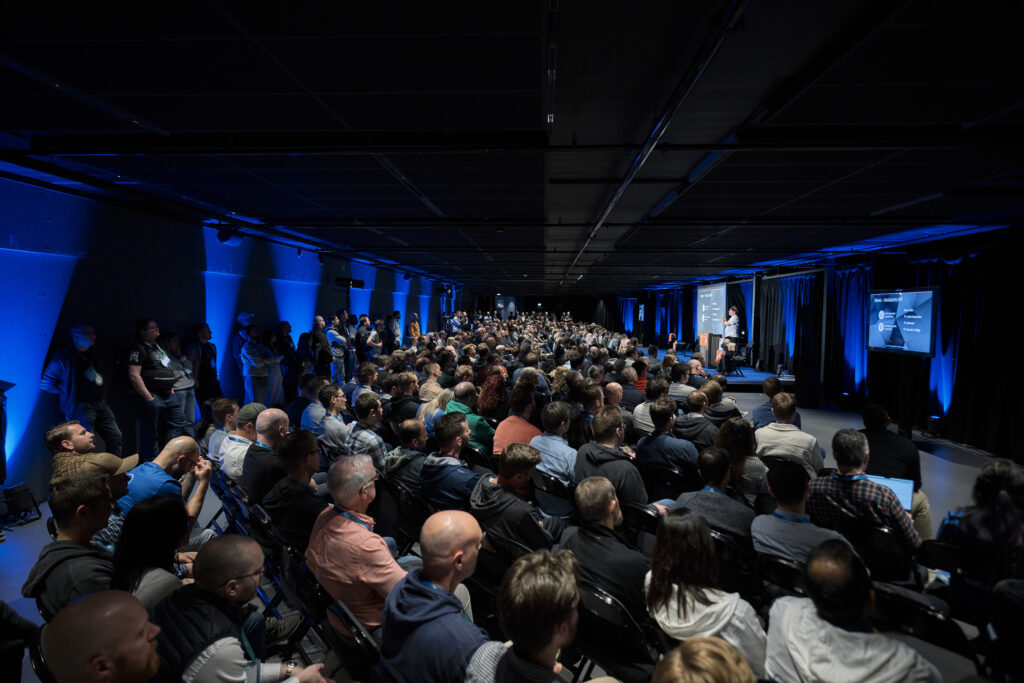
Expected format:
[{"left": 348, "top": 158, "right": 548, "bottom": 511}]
[{"left": 2, "top": 396, "right": 999, "bottom": 681}]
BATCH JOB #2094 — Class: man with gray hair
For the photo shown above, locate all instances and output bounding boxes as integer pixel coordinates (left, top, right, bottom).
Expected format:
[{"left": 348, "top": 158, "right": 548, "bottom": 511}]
[
  {"left": 306, "top": 454, "right": 413, "bottom": 633},
  {"left": 808, "top": 429, "right": 920, "bottom": 550}
]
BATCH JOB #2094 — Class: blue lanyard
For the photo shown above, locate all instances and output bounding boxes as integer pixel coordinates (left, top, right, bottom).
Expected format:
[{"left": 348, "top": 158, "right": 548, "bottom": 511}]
[
  {"left": 831, "top": 473, "right": 866, "bottom": 481},
  {"left": 419, "top": 579, "right": 470, "bottom": 621},
  {"left": 702, "top": 486, "right": 725, "bottom": 495},
  {"left": 226, "top": 435, "right": 250, "bottom": 445},
  {"left": 335, "top": 506, "right": 373, "bottom": 533},
  {"left": 254, "top": 441, "right": 272, "bottom": 450},
  {"left": 772, "top": 511, "right": 811, "bottom": 524}
]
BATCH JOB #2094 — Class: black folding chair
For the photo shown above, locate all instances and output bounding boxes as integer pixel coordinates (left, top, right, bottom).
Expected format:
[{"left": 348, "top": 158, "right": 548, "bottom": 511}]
[
  {"left": 708, "top": 529, "right": 762, "bottom": 608},
  {"left": 834, "top": 518, "right": 918, "bottom": 586},
  {"left": 917, "top": 540, "right": 964, "bottom": 574},
  {"left": 755, "top": 554, "right": 806, "bottom": 599},
  {"left": 29, "top": 627, "right": 56, "bottom": 683},
  {"left": 637, "top": 461, "right": 701, "bottom": 502},
  {"left": 620, "top": 502, "right": 662, "bottom": 555},
  {"left": 572, "top": 581, "right": 668, "bottom": 683},
  {"left": 871, "top": 582, "right": 983, "bottom": 675},
  {"left": 532, "top": 468, "right": 576, "bottom": 518},
  {"left": 376, "top": 473, "right": 431, "bottom": 555},
  {"left": 461, "top": 443, "right": 496, "bottom": 473}
]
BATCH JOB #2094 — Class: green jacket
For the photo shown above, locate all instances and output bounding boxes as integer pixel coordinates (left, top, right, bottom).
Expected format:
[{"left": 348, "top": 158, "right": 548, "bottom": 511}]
[{"left": 445, "top": 400, "right": 495, "bottom": 454}]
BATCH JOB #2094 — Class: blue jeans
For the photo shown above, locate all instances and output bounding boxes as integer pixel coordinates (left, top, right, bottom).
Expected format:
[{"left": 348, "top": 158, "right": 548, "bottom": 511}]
[
  {"left": 138, "top": 393, "right": 188, "bottom": 462},
  {"left": 174, "top": 387, "right": 197, "bottom": 437},
  {"left": 71, "top": 399, "right": 123, "bottom": 456}
]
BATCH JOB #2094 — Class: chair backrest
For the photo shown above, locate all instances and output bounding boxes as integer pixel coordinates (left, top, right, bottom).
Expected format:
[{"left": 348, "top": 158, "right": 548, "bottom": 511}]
[
  {"left": 532, "top": 468, "right": 571, "bottom": 500},
  {"left": 326, "top": 599, "right": 383, "bottom": 666},
  {"left": 833, "top": 518, "right": 915, "bottom": 583},
  {"left": 755, "top": 554, "right": 806, "bottom": 597},
  {"left": 461, "top": 443, "right": 496, "bottom": 473},
  {"left": 638, "top": 461, "right": 701, "bottom": 501},
  {"left": 708, "top": 529, "right": 761, "bottom": 606},
  {"left": 917, "top": 540, "right": 964, "bottom": 574},
  {"left": 29, "top": 627, "right": 56, "bottom": 683},
  {"left": 871, "top": 582, "right": 982, "bottom": 674},
  {"left": 376, "top": 472, "right": 431, "bottom": 551},
  {"left": 575, "top": 581, "right": 662, "bottom": 675},
  {"left": 760, "top": 456, "right": 807, "bottom": 480}
]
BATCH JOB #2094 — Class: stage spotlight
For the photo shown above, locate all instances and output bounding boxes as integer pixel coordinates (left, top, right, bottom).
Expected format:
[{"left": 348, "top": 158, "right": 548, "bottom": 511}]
[{"left": 215, "top": 227, "right": 243, "bottom": 247}]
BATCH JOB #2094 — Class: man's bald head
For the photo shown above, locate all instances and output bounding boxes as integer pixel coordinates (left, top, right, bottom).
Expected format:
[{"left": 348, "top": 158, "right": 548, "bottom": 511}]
[
  {"left": 453, "top": 381, "right": 477, "bottom": 405},
  {"left": 44, "top": 591, "right": 160, "bottom": 683},
  {"left": 256, "top": 408, "right": 289, "bottom": 445},
  {"left": 805, "top": 540, "right": 873, "bottom": 624},
  {"left": 192, "top": 535, "right": 263, "bottom": 597},
  {"left": 420, "top": 511, "right": 482, "bottom": 585},
  {"left": 604, "top": 382, "right": 623, "bottom": 406},
  {"left": 154, "top": 436, "right": 199, "bottom": 476}
]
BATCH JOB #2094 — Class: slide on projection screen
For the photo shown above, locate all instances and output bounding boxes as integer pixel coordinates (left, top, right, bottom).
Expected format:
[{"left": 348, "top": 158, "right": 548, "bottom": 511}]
[
  {"left": 867, "top": 288, "right": 936, "bottom": 356},
  {"left": 697, "top": 283, "right": 726, "bottom": 336}
]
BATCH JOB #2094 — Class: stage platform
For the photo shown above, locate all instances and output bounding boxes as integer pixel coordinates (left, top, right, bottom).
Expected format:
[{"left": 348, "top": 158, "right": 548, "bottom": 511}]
[{"left": 652, "top": 348, "right": 777, "bottom": 392}]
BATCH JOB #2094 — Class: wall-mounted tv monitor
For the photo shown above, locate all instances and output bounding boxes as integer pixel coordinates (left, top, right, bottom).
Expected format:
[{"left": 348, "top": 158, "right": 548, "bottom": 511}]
[
  {"left": 867, "top": 288, "right": 936, "bottom": 357},
  {"left": 696, "top": 283, "right": 726, "bottom": 337}
]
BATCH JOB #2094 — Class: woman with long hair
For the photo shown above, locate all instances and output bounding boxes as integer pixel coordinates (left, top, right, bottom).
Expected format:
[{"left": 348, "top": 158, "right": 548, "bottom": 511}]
[
  {"left": 112, "top": 496, "right": 190, "bottom": 611},
  {"left": 646, "top": 511, "right": 766, "bottom": 677},
  {"left": 417, "top": 388, "right": 454, "bottom": 436},
  {"left": 477, "top": 371, "right": 509, "bottom": 419},
  {"left": 714, "top": 417, "right": 767, "bottom": 505}
]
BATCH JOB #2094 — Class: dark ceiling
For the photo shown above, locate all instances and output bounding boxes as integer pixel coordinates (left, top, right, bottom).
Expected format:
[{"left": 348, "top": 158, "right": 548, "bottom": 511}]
[{"left": 1, "top": 1, "right": 1022, "bottom": 294}]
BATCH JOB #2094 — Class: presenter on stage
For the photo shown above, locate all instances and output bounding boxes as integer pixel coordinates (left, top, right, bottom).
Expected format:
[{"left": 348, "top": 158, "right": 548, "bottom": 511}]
[{"left": 721, "top": 306, "right": 740, "bottom": 339}]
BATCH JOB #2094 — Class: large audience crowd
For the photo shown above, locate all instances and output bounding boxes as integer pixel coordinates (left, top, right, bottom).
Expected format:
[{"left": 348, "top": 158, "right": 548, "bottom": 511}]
[{"left": 7, "top": 308, "right": 1024, "bottom": 682}]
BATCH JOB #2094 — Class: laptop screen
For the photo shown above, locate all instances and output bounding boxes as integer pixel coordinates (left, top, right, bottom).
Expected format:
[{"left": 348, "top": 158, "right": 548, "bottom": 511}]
[{"left": 864, "top": 475, "right": 914, "bottom": 510}]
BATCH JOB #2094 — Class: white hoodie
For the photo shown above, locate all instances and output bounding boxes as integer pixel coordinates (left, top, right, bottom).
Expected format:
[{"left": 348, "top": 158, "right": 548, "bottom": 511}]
[
  {"left": 766, "top": 597, "right": 942, "bottom": 683},
  {"left": 645, "top": 572, "right": 766, "bottom": 678}
]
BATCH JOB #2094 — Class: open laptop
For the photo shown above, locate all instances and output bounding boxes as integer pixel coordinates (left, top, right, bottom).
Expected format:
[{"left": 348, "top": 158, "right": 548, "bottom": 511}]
[{"left": 863, "top": 474, "right": 914, "bottom": 511}]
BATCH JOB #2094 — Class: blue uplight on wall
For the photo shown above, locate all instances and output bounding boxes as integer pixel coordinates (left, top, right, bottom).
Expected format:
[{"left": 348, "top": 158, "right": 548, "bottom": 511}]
[
  {"left": 349, "top": 262, "right": 377, "bottom": 317},
  {"left": 270, "top": 242, "right": 321, "bottom": 345},
  {"left": 0, "top": 249, "right": 79, "bottom": 471},
  {"left": 202, "top": 271, "right": 245, "bottom": 381}
]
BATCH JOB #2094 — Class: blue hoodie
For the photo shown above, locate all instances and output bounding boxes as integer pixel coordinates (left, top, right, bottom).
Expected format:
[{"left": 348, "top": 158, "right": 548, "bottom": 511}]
[
  {"left": 419, "top": 454, "right": 480, "bottom": 511},
  {"left": 381, "top": 568, "right": 488, "bottom": 683}
]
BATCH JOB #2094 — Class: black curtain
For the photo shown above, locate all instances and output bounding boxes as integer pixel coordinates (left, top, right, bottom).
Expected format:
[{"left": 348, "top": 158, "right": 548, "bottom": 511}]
[{"left": 757, "top": 272, "right": 823, "bottom": 373}]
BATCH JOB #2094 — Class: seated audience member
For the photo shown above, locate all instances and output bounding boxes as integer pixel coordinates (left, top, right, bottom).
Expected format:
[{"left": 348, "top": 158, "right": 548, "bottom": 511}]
[
  {"left": 603, "top": 381, "right": 634, "bottom": 430},
  {"left": 306, "top": 455, "right": 409, "bottom": 632},
  {"left": 562, "top": 477, "right": 649, "bottom": 621},
  {"left": 752, "top": 462, "right": 849, "bottom": 563},
  {"left": 492, "top": 383, "right": 542, "bottom": 455},
  {"left": 673, "top": 448, "right": 755, "bottom": 549},
  {"left": 686, "top": 359, "right": 707, "bottom": 389},
  {"left": 116, "top": 436, "right": 211, "bottom": 541},
  {"left": 937, "top": 459, "right": 1024, "bottom": 605},
  {"left": 419, "top": 362, "right": 444, "bottom": 402},
  {"left": 112, "top": 496, "right": 189, "bottom": 612},
  {"left": 637, "top": 397, "right": 699, "bottom": 470},
  {"left": 715, "top": 417, "right": 768, "bottom": 505},
  {"left": 751, "top": 377, "right": 801, "bottom": 430},
  {"left": 381, "top": 511, "right": 489, "bottom": 683},
  {"left": 217, "top": 401, "right": 265, "bottom": 480},
  {"left": 632, "top": 357, "right": 651, "bottom": 393},
  {"left": 808, "top": 429, "right": 920, "bottom": 551},
  {"left": 651, "top": 637, "right": 756, "bottom": 683},
  {"left": 632, "top": 378, "right": 669, "bottom": 436},
  {"left": 754, "top": 392, "right": 822, "bottom": 477},
  {"left": 445, "top": 382, "right": 496, "bottom": 454},
  {"left": 666, "top": 362, "right": 694, "bottom": 403},
  {"left": 349, "top": 361, "right": 379, "bottom": 406},
  {"left": 418, "top": 387, "right": 454, "bottom": 437},
  {"left": 383, "top": 419, "right": 430, "bottom": 495},
  {"left": 617, "top": 367, "right": 645, "bottom": 412},
  {"left": 470, "top": 443, "right": 563, "bottom": 554},
  {"left": 263, "top": 430, "right": 329, "bottom": 553},
  {"left": 344, "top": 392, "right": 388, "bottom": 468},
  {"left": 390, "top": 372, "right": 423, "bottom": 422},
  {"left": 701, "top": 381, "right": 740, "bottom": 427},
  {"left": 530, "top": 401, "right": 579, "bottom": 517},
  {"left": 152, "top": 536, "right": 330, "bottom": 683},
  {"left": 240, "top": 407, "right": 290, "bottom": 505},
  {"left": 43, "top": 591, "right": 160, "bottom": 683},
  {"left": 469, "top": 549, "right": 603, "bottom": 683},
  {"left": 420, "top": 412, "right": 482, "bottom": 510},
  {"left": 299, "top": 376, "right": 331, "bottom": 434},
  {"left": 646, "top": 511, "right": 766, "bottom": 678},
  {"left": 673, "top": 391, "right": 719, "bottom": 450},
  {"left": 284, "top": 372, "right": 317, "bottom": 428},
  {"left": 575, "top": 406, "right": 648, "bottom": 508},
  {"left": 316, "top": 382, "right": 350, "bottom": 459},
  {"left": 766, "top": 541, "right": 940, "bottom": 682},
  {"left": 206, "top": 398, "right": 238, "bottom": 463},
  {"left": 567, "top": 383, "right": 603, "bottom": 449},
  {"left": 862, "top": 403, "right": 933, "bottom": 540},
  {"left": 22, "top": 474, "right": 114, "bottom": 620}
]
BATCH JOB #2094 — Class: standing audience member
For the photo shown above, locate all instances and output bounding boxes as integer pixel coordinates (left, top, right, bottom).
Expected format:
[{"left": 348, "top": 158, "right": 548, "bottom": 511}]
[
  {"left": 127, "top": 319, "right": 188, "bottom": 462},
  {"left": 40, "top": 323, "right": 123, "bottom": 456},
  {"left": 185, "top": 322, "right": 223, "bottom": 404}
]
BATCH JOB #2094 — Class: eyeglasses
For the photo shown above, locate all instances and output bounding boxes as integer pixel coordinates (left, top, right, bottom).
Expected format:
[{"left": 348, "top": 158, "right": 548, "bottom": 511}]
[{"left": 219, "top": 565, "right": 264, "bottom": 587}]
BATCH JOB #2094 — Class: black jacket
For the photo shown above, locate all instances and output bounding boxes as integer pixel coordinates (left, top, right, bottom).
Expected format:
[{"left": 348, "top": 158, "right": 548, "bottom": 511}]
[
  {"left": 574, "top": 443, "right": 648, "bottom": 507},
  {"left": 619, "top": 384, "right": 645, "bottom": 412},
  {"left": 561, "top": 523, "right": 649, "bottom": 621},
  {"left": 673, "top": 414, "right": 719, "bottom": 450},
  {"left": 21, "top": 540, "right": 113, "bottom": 621},
  {"left": 241, "top": 442, "right": 285, "bottom": 505},
  {"left": 262, "top": 476, "right": 329, "bottom": 553},
  {"left": 390, "top": 394, "right": 422, "bottom": 423},
  {"left": 469, "top": 476, "right": 553, "bottom": 554}
]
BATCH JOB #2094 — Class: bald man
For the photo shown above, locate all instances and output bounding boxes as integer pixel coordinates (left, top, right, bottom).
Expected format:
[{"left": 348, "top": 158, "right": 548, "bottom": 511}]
[
  {"left": 381, "top": 511, "right": 491, "bottom": 683},
  {"left": 444, "top": 381, "right": 495, "bottom": 454},
  {"left": 44, "top": 591, "right": 160, "bottom": 683},
  {"left": 115, "top": 436, "right": 210, "bottom": 524},
  {"left": 241, "top": 407, "right": 290, "bottom": 504},
  {"left": 152, "top": 535, "right": 330, "bottom": 683}
]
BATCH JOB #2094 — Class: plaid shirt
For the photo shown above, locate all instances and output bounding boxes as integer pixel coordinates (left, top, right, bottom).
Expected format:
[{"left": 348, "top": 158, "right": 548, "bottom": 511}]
[
  {"left": 344, "top": 422, "right": 387, "bottom": 469},
  {"left": 807, "top": 473, "right": 920, "bottom": 549}
]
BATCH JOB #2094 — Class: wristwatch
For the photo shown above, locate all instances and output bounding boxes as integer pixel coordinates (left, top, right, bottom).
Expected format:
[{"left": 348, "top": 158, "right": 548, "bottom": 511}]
[{"left": 284, "top": 661, "right": 297, "bottom": 679}]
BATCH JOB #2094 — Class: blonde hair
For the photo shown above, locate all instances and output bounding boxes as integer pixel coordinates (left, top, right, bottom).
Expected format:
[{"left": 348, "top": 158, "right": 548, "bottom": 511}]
[
  {"left": 651, "top": 637, "right": 755, "bottom": 683},
  {"left": 418, "top": 388, "right": 454, "bottom": 422}
]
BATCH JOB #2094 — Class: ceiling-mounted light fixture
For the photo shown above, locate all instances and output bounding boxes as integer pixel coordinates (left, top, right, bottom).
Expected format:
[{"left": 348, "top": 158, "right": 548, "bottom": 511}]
[
  {"left": 318, "top": 253, "right": 326, "bottom": 266},
  {"left": 215, "top": 224, "right": 244, "bottom": 247},
  {"left": 403, "top": 273, "right": 412, "bottom": 280}
]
